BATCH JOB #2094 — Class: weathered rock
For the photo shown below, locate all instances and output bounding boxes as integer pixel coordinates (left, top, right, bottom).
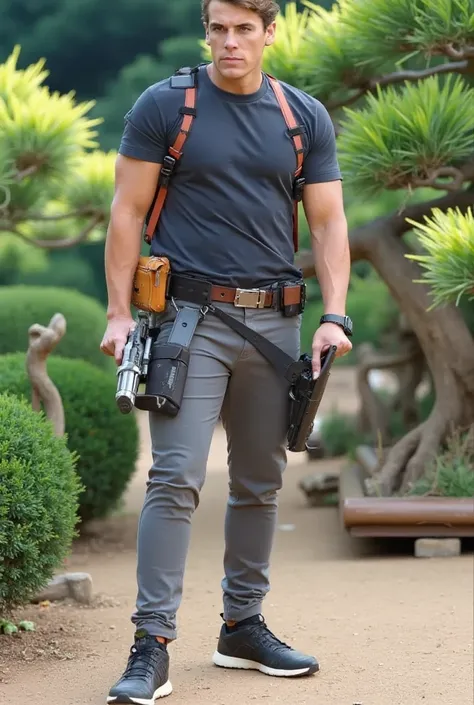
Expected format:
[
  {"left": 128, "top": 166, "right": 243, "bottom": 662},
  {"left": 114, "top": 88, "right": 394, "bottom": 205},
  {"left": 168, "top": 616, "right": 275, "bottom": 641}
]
[
  {"left": 299, "top": 472, "right": 339, "bottom": 506},
  {"left": 414, "top": 538, "right": 461, "bottom": 558},
  {"left": 31, "top": 572, "right": 93, "bottom": 605},
  {"left": 31, "top": 575, "right": 70, "bottom": 603},
  {"left": 299, "top": 472, "right": 339, "bottom": 495},
  {"left": 66, "top": 573, "right": 93, "bottom": 604}
]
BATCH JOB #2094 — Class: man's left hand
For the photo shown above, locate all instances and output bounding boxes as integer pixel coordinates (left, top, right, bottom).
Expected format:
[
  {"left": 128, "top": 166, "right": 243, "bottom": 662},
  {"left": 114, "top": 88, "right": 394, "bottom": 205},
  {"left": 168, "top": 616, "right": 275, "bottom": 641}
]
[{"left": 312, "top": 322, "right": 352, "bottom": 379}]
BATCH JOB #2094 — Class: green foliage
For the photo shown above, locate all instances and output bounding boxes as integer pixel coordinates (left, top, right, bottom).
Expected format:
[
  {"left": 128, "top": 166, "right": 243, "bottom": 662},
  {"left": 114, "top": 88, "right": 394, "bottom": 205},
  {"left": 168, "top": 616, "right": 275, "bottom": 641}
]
[
  {"left": 63, "top": 150, "right": 116, "bottom": 216},
  {"left": 337, "top": 75, "right": 474, "bottom": 195},
  {"left": 407, "top": 425, "right": 474, "bottom": 497},
  {"left": 0, "top": 392, "right": 82, "bottom": 614},
  {"left": 0, "top": 285, "right": 112, "bottom": 372},
  {"left": 295, "top": 1, "right": 379, "bottom": 101},
  {"left": 0, "top": 46, "right": 114, "bottom": 247},
  {"left": 406, "top": 206, "right": 474, "bottom": 308},
  {"left": 318, "top": 409, "right": 367, "bottom": 456},
  {"left": 0, "top": 354, "right": 140, "bottom": 524},
  {"left": 337, "top": 0, "right": 474, "bottom": 68},
  {"left": 0, "top": 618, "right": 35, "bottom": 635},
  {"left": 0, "top": 47, "right": 101, "bottom": 209},
  {"left": 262, "top": 2, "right": 313, "bottom": 85}
]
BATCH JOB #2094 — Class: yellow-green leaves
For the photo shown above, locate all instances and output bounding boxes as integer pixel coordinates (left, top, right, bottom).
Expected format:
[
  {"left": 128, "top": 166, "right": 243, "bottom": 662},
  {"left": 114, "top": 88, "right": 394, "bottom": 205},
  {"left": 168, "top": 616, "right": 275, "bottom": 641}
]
[
  {"left": 295, "top": 2, "right": 377, "bottom": 102},
  {"left": 261, "top": 2, "right": 311, "bottom": 86},
  {"left": 64, "top": 150, "right": 116, "bottom": 218},
  {"left": 0, "top": 45, "right": 49, "bottom": 104},
  {"left": 406, "top": 207, "right": 474, "bottom": 307},
  {"left": 337, "top": 75, "right": 474, "bottom": 194},
  {"left": 0, "top": 46, "right": 113, "bottom": 247}
]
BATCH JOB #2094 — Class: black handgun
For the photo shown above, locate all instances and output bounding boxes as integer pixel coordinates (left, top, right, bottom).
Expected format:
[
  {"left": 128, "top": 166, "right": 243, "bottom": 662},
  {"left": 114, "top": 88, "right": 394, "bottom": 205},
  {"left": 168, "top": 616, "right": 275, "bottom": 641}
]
[{"left": 287, "top": 345, "right": 337, "bottom": 452}]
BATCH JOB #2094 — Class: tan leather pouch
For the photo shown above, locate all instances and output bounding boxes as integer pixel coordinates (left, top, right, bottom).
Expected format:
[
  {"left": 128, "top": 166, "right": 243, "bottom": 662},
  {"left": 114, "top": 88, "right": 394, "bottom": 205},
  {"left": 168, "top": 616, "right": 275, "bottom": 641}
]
[{"left": 131, "top": 256, "right": 171, "bottom": 313}]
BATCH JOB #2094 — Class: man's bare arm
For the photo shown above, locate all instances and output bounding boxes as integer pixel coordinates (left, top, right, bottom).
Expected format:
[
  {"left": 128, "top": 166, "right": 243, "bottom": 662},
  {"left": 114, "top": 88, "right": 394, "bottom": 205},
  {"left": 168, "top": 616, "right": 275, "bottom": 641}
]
[
  {"left": 302, "top": 180, "right": 350, "bottom": 316},
  {"left": 105, "top": 154, "right": 162, "bottom": 319}
]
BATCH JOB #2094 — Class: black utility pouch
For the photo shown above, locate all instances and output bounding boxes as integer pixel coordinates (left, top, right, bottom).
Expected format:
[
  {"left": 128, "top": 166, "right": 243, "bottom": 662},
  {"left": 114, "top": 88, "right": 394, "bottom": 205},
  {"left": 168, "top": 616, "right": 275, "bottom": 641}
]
[
  {"left": 136, "top": 342, "right": 190, "bottom": 417},
  {"left": 134, "top": 305, "right": 203, "bottom": 417},
  {"left": 279, "top": 280, "right": 306, "bottom": 317}
]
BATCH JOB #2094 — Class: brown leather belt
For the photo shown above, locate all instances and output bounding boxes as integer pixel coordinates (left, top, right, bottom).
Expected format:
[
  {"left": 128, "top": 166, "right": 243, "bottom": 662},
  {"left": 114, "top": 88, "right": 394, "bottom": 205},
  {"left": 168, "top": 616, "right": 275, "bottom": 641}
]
[
  {"left": 210, "top": 284, "right": 302, "bottom": 309},
  {"left": 168, "top": 274, "right": 304, "bottom": 310}
]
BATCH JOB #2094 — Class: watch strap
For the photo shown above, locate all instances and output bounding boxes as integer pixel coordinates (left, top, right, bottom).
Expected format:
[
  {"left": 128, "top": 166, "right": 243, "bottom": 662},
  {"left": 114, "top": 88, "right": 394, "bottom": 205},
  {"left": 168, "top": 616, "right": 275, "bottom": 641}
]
[{"left": 320, "top": 314, "right": 353, "bottom": 336}]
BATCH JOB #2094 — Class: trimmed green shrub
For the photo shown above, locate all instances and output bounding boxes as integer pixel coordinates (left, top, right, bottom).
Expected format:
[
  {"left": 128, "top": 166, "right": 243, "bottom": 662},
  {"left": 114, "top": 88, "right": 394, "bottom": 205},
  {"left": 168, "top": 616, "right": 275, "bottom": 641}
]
[
  {"left": 0, "top": 353, "right": 140, "bottom": 524},
  {"left": 0, "top": 393, "right": 82, "bottom": 614},
  {"left": 0, "top": 285, "right": 113, "bottom": 372}
]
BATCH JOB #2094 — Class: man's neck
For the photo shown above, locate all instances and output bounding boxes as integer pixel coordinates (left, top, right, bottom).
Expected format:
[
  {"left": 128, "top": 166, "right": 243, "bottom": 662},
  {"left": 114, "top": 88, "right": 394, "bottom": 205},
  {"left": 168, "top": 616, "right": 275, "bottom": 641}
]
[{"left": 207, "top": 63, "right": 263, "bottom": 95}]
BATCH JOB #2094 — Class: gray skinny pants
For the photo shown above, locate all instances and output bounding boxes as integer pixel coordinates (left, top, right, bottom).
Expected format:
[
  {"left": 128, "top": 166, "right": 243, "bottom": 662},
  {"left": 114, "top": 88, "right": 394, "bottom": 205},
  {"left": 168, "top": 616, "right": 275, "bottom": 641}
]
[{"left": 131, "top": 298, "right": 301, "bottom": 641}]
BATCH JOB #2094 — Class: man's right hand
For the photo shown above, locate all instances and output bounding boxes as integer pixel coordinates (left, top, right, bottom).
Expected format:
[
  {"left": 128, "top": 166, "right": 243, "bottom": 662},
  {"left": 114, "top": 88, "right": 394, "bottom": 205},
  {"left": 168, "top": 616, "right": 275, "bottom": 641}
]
[{"left": 100, "top": 315, "right": 136, "bottom": 366}]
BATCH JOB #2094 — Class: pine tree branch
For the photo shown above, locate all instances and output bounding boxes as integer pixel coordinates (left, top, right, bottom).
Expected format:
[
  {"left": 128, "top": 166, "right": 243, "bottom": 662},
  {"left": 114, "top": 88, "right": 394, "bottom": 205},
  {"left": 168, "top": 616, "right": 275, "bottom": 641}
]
[
  {"left": 393, "top": 186, "right": 474, "bottom": 236},
  {"left": 11, "top": 208, "right": 92, "bottom": 224},
  {"left": 5, "top": 215, "right": 103, "bottom": 249},
  {"left": 411, "top": 166, "right": 465, "bottom": 192},
  {"left": 327, "top": 60, "right": 469, "bottom": 111},
  {"left": 15, "top": 165, "right": 39, "bottom": 181},
  {"left": 443, "top": 44, "right": 474, "bottom": 60}
]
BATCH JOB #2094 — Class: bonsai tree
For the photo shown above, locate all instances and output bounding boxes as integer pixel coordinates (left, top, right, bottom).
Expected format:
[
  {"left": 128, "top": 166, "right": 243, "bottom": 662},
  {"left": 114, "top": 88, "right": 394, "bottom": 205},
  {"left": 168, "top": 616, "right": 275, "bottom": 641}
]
[
  {"left": 0, "top": 46, "right": 114, "bottom": 250},
  {"left": 267, "top": 1, "right": 474, "bottom": 493}
]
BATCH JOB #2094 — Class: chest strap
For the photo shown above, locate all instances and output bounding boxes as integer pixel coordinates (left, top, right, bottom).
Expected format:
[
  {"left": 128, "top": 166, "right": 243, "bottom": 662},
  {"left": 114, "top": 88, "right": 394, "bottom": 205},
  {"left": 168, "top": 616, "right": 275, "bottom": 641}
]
[{"left": 144, "top": 66, "right": 305, "bottom": 251}]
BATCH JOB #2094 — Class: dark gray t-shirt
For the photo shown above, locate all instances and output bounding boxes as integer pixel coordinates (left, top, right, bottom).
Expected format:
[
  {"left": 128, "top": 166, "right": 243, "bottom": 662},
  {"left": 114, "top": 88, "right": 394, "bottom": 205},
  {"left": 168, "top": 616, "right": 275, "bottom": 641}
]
[{"left": 119, "top": 64, "right": 342, "bottom": 288}]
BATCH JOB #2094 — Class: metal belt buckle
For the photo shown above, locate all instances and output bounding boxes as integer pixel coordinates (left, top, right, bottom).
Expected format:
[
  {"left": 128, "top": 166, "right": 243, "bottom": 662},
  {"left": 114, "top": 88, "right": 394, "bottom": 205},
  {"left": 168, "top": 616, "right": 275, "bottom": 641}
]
[{"left": 234, "top": 288, "right": 266, "bottom": 308}]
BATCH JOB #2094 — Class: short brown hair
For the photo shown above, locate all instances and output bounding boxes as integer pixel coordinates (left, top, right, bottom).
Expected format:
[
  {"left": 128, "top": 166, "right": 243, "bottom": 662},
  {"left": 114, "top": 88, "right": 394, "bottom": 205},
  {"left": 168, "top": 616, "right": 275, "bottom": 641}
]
[{"left": 201, "top": 0, "right": 280, "bottom": 29}]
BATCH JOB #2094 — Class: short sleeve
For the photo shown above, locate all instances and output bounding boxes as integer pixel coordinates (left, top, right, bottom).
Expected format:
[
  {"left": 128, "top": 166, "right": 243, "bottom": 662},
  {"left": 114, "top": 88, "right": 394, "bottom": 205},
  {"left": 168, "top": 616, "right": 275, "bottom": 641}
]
[
  {"left": 118, "top": 88, "right": 168, "bottom": 164},
  {"left": 303, "top": 102, "right": 342, "bottom": 184}
]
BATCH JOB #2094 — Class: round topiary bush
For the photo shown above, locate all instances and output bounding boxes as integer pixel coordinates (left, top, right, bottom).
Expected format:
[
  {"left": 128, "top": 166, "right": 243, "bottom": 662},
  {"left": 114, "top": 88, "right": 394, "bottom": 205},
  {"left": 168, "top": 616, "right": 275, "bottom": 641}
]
[
  {"left": 0, "top": 392, "right": 82, "bottom": 614},
  {"left": 0, "top": 353, "right": 140, "bottom": 525},
  {"left": 0, "top": 285, "right": 113, "bottom": 372}
]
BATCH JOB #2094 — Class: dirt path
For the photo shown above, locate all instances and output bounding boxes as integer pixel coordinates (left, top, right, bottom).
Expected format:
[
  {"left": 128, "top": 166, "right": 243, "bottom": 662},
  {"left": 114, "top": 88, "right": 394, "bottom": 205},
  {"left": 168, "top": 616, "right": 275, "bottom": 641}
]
[{"left": 1, "top": 368, "right": 473, "bottom": 705}]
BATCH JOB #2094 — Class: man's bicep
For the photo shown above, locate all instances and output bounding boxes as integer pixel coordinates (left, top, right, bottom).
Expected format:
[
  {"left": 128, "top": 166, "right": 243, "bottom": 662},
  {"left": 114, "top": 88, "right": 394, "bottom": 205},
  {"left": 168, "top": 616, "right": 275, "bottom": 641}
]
[
  {"left": 302, "top": 180, "right": 345, "bottom": 230},
  {"left": 113, "top": 154, "right": 162, "bottom": 220}
]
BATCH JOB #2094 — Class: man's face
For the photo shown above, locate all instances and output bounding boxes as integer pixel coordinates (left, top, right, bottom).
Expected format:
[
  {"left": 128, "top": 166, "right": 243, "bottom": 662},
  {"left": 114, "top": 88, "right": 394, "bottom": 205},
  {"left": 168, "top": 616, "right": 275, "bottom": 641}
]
[{"left": 205, "top": 1, "right": 276, "bottom": 79}]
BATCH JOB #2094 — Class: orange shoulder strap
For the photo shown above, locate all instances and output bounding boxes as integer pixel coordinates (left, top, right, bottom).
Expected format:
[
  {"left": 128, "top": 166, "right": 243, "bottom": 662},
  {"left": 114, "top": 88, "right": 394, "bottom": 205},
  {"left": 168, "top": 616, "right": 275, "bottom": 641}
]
[
  {"left": 266, "top": 75, "right": 305, "bottom": 252},
  {"left": 145, "top": 70, "right": 305, "bottom": 253},
  {"left": 144, "top": 72, "right": 198, "bottom": 244}
]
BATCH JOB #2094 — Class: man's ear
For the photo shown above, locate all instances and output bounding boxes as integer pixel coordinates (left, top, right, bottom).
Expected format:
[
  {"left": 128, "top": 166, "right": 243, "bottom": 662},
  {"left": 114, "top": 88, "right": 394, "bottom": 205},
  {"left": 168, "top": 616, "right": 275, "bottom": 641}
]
[
  {"left": 265, "top": 21, "right": 276, "bottom": 47},
  {"left": 204, "top": 23, "right": 210, "bottom": 45}
]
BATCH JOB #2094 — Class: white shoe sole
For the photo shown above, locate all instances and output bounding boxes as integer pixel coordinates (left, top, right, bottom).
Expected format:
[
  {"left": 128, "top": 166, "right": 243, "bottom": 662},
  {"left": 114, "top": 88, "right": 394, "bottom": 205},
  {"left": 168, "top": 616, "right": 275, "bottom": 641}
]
[
  {"left": 107, "top": 680, "right": 173, "bottom": 704},
  {"left": 212, "top": 651, "right": 317, "bottom": 677}
]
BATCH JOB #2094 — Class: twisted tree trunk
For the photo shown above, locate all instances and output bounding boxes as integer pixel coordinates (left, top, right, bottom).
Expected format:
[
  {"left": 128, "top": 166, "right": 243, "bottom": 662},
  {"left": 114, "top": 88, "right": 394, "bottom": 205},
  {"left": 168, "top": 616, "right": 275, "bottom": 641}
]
[
  {"left": 296, "top": 188, "right": 474, "bottom": 495},
  {"left": 366, "top": 231, "right": 474, "bottom": 493},
  {"left": 25, "top": 313, "right": 67, "bottom": 436}
]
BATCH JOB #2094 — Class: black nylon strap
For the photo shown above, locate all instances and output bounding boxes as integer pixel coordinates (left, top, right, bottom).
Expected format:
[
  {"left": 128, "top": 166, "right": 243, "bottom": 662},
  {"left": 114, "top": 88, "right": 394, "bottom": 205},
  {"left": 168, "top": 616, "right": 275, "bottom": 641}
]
[{"left": 208, "top": 305, "right": 304, "bottom": 382}]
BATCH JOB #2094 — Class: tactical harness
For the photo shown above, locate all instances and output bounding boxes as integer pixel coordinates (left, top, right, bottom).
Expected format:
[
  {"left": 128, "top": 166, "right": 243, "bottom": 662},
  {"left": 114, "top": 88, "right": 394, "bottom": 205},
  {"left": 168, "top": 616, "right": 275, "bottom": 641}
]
[
  {"left": 118, "top": 65, "right": 336, "bottom": 453},
  {"left": 143, "top": 64, "right": 305, "bottom": 252}
]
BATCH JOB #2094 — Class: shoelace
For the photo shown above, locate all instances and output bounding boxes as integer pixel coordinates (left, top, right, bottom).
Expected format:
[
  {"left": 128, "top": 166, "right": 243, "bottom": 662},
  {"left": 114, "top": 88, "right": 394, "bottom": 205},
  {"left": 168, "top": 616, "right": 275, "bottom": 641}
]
[
  {"left": 123, "top": 642, "right": 164, "bottom": 680},
  {"left": 247, "top": 622, "right": 292, "bottom": 653}
]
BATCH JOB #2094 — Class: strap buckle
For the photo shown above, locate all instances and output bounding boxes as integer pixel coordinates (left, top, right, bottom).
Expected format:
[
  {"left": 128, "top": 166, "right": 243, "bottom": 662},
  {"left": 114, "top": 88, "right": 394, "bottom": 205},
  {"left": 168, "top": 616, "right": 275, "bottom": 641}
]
[
  {"left": 234, "top": 288, "right": 266, "bottom": 309},
  {"left": 159, "top": 155, "right": 177, "bottom": 188},
  {"left": 293, "top": 176, "right": 305, "bottom": 202}
]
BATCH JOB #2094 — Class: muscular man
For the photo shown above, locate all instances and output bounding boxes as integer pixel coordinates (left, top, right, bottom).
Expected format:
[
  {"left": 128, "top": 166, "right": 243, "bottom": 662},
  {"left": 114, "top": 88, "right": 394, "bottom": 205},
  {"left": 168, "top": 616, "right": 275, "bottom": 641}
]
[{"left": 101, "top": 1, "right": 352, "bottom": 702}]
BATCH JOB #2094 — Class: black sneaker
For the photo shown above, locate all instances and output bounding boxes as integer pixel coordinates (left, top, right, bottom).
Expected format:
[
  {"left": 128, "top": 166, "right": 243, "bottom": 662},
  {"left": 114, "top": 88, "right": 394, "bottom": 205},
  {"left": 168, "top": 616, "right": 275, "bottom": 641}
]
[
  {"left": 212, "top": 614, "right": 319, "bottom": 678},
  {"left": 107, "top": 630, "right": 172, "bottom": 704}
]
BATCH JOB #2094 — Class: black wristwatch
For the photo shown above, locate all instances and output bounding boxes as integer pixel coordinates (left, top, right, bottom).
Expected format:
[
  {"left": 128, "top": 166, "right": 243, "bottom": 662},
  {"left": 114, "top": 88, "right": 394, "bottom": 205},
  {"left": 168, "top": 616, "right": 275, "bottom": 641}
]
[{"left": 320, "top": 314, "right": 353, "bottom": 337}]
